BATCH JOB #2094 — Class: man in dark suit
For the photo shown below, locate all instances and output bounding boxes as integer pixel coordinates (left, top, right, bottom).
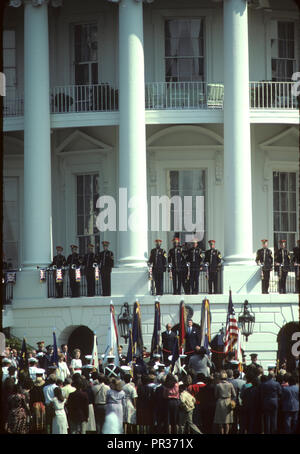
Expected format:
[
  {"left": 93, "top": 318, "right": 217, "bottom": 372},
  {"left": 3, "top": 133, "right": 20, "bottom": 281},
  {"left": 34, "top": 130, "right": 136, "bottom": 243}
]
[
  {"left": 161, "top": 323, "right": 177, "bottom": 365},
  {"left": 259, "top": 372, "right": 282, "bottom": 434},
  {"left": 185, "top": 319, "right": 201, "bottom": 357},
  {"left": 256, "top": 239, "right": 273, "bottom": 294},
  {"left": 61, "top": 344, "right": 72, "bottom": 366}
]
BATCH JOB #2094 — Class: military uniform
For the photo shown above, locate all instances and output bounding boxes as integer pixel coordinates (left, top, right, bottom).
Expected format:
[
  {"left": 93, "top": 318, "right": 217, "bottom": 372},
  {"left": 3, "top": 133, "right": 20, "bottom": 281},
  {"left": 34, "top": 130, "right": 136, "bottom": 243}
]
[
  {"left": 168, "top": 238, "right": 185, "bottom": 295},
  {"left": 275, "top": 240, "right": 290, "bottom": 294},
  {"left": 204, "top": 240, "right": 222, "bottom": 294},
  {"left": 292, "top": 241, "right": 300, "bottom": 293},
  {"left": 256, "top": 240, "right": 273, "bottom": 294},
  {"left": 50, "top": 246, "right": 67, "bottom": 298},
  {"left": 83, "top": 244, "right": 98, "bottom": 297},
  {"left": 67, "top": 245, "right": 81, "bottom": 297},
  {"left": 98, "top": 241, "right": 114, "bottom": 296},
  {"left": 181, "top": 244, "right": 190, "bottom": 294},
  {"left": 148, "top": 239, "right": 167, "bottom": 295},
  {"left": 104, "top": 359, "right": 121, "bottom": 378},
  {"left": 187, "top": 240, "right": 203, "bottom": 294}
]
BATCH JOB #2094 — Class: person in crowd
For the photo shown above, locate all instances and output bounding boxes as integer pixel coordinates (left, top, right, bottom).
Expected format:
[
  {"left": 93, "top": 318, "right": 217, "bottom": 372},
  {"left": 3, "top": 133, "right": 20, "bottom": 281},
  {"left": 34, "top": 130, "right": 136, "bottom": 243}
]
[
  {"left": 56, "top": 353, "right": 71, "bottom": 382},
  {"left": 82, "top": 375, "right": 96, "bottom": 433},
  {"left": 178, "top": 381, "right": 202, "bottom": 434},
  {"left": 163, "top": 373, "right": 180, "bottom": 434},
  {"left": 29, "top": 376, "right": 46, "bottom": 434},
  {"left": 280, "top": 373, "right": 299, "bottom": 434},
  {"left": 1, "top": 378, "right": 16, "bottom": 433},
  {"left": 43, "top": 374, "right": 58, "bottom": 434},
  {"left": 6, "top": 383, "right": 31, "bottom": 434},
  {"left": 66, "top": 378, "right": 89, "bottom": 434},
  {"left": 259, "top": 371, "right": 282, "bottom": 434},
  {"left": 213, "top": 370, "right": 236, "bottom": 434},
  {"left": 105, "top": 378, "right": 126, "bottom": 434},
  {"left": 161, "top": 323, "right": 177, "bottom": 365},
  {"left": 185, "top": 319, "right": 201, "bottom": 358},
  {"left": 61, "top": 344, "right": 72, "bottom": 366},
  {"left": 187, "top": 372, "right": 206, "bottom": 430},
  {"left": 136, "top": 374, "right": 155, "bottom": 434},
  {"left": 188, "top": 346, "right": 212, "bottom": 381},
  {"left": 122, "top": 373, "right": 138, "bottom": 434},
  {"left": 62, "top": 377, "right": 76, "bottom": 401},
  {"left": 70, "top": 349, "right": 82, "bottom": 376},
  {"left": 51, "top": 386, "right": 68, "bottom": 434},
  {"left": 92, "top": 372, "right": 110, "bottom": 434},
  {"left": 240, "top": 372, "right": 260, "bottom": 434}
]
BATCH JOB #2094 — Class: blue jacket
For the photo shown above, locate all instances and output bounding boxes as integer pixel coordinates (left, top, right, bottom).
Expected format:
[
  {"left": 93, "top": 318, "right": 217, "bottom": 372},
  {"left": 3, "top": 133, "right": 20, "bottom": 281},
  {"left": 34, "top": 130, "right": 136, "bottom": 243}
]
[
  {"left": 260, "top": 378, "right": 282, "bottom": 411},
  {"left": 281, "top": 385, "right": 299, "bottom": 412}
]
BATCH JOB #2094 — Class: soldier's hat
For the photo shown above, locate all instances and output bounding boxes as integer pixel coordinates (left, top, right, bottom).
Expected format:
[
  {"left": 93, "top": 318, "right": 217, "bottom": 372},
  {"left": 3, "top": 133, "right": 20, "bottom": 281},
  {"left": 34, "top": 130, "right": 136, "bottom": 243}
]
[
  {"left": 2, "top": 357, "right": 11, "bottom": 364},
  {"left": 37, "top": 341, "right": 45, "bottom": 345},
  {"left": 36, "top": 352, "right": 44, "bottom": 358},
  {"left": 173, "top": 237, "right": 180, "bottom": 243},
  {"left": 56, "top": 246, "right": 63, "bottom": 251},
  {"left": 28, "top": 357, "right": 38, "bottom": 363},
  {"left": 70, "top": 244, "right": 78, "bottom": 249},
  {"left": 155, "top": 239, "right": 162, "bottom": 243},
  {"left": 102, "top": 241, "right": 110, "bottom": 246},
  {"left": 250, "top": 353, "right": 258, "bottom": 358},
  {"left": 192, "top": 238, "right": 199, "bottom": 243},
  {"left": 279, "top": 239, "right": 287, "bottom": 244},
  {"left": 87, "top": 244, "right": 94, "bottom": 249},
  {"left": 261, "top": 239, "right": 268, "bottom": 244},
  {"left": 208, "top": 240, "right": 215, "bottom": 244},
  {"left": 107, "top": 355, "right": 115, "bottom": 359}
]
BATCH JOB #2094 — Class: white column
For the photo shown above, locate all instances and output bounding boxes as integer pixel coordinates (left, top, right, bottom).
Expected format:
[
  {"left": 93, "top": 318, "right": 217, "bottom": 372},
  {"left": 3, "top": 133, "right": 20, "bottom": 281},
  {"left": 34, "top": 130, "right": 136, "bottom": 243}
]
[
  {"left": 117, "top": 0, "right": 148, "bottom": 267},
  {"left": 223, "top": 0, "right": 253, "bottom": 265},
  {"left": 23, "top": 0, "right": 52, "bottom": 268}
]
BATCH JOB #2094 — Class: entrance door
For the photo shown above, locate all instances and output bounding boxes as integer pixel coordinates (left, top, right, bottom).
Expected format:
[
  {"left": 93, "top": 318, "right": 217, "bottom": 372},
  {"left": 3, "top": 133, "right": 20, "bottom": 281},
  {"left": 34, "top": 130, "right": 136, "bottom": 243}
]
[{"left": 68, "top": 325, "right": 94, "bottom": 358}]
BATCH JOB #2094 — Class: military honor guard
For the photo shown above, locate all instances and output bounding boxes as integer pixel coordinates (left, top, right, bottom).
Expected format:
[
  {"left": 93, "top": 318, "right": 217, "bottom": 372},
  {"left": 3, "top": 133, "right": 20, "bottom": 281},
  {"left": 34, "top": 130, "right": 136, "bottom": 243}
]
[
  {"left": 168, "top": 237, "right": 185, "bottom": 295},
  {"left": 83, "top": 243, "right": 98, "bottom": 297},
  {"left": 50, "top": 246, "right": 67, "bottom": 298},
  {"left": 148, "top": 239, "right": 167, "bottom": 295},
  {"left": 67, "top": 244, "right": 81, "bottom": 297},
  {"left": 104, "top": 355, "right": 121, "bottom": 378},
  {"left": 98, "top": 241, "right": 114, "bottom": 296},
  {"left": 275, "top": 239, "right": 291, "bottom": 294},
  {"left": 256, "top": 239, "right": 273, "bottom": 294},
  {"left": 204, "top": 240, "right": 222, "bottom": 294},
  {"left": 292, "top": 239, "right": 300, "bottom": 293},
  {"left": 188, "top": 239, "right": 203, "bottom": 294},
  {"left": 181, "top": 242, "right": 191, "bottom": 294}
]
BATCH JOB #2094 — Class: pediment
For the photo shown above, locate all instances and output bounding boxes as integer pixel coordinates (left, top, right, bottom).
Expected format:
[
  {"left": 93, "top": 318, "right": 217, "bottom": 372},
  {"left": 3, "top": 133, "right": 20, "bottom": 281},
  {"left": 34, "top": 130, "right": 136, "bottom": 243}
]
[
  {"left": 147, "top": 125, "right": 223, "bottom": 148},
  {"left": 56, "top": 130, "right": 112, "bottom": 154},
  {"left": 260, "top": 126, "right": 299, "bottom": 150}
]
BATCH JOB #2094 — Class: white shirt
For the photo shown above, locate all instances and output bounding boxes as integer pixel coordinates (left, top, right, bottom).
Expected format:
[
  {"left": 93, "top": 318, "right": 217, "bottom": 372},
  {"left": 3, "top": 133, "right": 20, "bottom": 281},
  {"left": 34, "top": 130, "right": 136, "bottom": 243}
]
[
  {"left": 43, "top": 383, "right": 58, "bottom": 404},
  {"left": 70, "top": 358, "right": 82, "bottom": 375},
  {"left": 29, "top": 366, "right": 39, "bottom": 381},
  {"left": 57, "top": 362, "right": 70, "bottom": 382}
]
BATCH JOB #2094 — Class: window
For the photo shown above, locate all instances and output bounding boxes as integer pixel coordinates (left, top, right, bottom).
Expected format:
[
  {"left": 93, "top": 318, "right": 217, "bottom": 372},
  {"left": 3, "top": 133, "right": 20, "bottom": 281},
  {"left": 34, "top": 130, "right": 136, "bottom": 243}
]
[
  {"left": 271, "top": 21, "right": 296, "bottom": 81},
  {"left": 76, "top": 174, "right": 100, "bottom": 255},
  {"left": 169, "top": 169, "right": 206, "bottom": 247},
  {"left": 3, "top": 30, "right": 16, "bottom": 97},
  {"left": 74, "top": 23, "right": 98, "bottom": 85},
  {"left": 3, "top": 177, "right": 19, "bottom": 268},
  {"left": 165, "top": 19, "right": 205, "bottom": 82},
  {"left": 273, "top": 171, "right": 297, "bottom": 250}
]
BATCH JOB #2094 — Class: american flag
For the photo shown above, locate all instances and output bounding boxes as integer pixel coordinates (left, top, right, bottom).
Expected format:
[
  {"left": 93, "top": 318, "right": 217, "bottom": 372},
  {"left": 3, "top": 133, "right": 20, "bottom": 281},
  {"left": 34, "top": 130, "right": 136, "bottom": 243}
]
[{"left": 224, "top": 290, "right": 239, "bottom": 354}]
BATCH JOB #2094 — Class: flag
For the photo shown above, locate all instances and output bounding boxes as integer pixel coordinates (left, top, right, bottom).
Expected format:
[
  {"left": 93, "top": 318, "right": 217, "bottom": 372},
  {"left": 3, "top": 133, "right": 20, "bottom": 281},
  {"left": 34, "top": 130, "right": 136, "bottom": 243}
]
[
  {"left": 150, "top": 300, "right": 161, "bottom": 358},
  {"left": 126, "top": 301, "right": 144, "bottom": 363},
  {"left": 104, "top": 303, "right": 120, "bottom": 366},
  {"left": 19, "top": 337, "right": 28, "bottom": 371},
  {"left": 51, "top": 331, "right": 59, "bottom": 366},
  {"left": 179, "top": 300, "right": 188, "bottom": 354},
  {"left": 235, "top": 328, "right": 243, "bottom": 372},
  {"left": 224, "top": 290, "right": 239, "bottom": 354},
  {"left": 91, "top": 334, "right": 99, "bottom": 370},
  {"left": 200, "top": 298, "right": 211, "bottom": 351}
]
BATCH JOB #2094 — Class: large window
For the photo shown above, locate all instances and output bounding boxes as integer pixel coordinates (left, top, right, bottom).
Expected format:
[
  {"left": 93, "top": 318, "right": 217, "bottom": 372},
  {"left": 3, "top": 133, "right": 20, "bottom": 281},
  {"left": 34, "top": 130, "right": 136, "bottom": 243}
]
[
  {"left": 273, "top": 171, "right": 297, "bottom": 250},
  {"left": 169, "top": 169, "right": 206, "bottom": 247},
  {"left": 74, "top": 23, "right": 98, "bottom": 85},
  {"left": 165, "top": 19, "right": 205, "bottom": 82},
  {"left": 3, "top": 177, "right": 19, "bottom": 268},
  {"left": 271, "top": 21, "right": 296, "bottom": 81},
  {"left": 76, "top": 174, "right": 100, "bottom": 255}
]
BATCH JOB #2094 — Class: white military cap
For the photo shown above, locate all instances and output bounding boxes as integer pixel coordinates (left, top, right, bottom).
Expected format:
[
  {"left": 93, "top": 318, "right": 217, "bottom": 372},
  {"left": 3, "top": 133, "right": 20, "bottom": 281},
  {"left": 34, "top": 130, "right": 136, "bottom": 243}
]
[
  {"left": 120, "top": 366, "right": 131, "bottom": 371},
  {"left": 28, "top": 357, "right": 38, "bottom": 363},
  {"left": 85, "top": 355, "right": 92, "bottom": 360},
  {"left": 35, "top": 368, "right": 45, "bottom": 375}
]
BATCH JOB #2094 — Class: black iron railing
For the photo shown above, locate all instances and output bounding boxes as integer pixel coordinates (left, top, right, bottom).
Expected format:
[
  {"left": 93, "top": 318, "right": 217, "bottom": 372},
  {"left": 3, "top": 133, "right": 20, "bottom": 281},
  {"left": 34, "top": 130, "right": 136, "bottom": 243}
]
[{"left": 46, "top": 268, "right": 102, "bottom": 298}]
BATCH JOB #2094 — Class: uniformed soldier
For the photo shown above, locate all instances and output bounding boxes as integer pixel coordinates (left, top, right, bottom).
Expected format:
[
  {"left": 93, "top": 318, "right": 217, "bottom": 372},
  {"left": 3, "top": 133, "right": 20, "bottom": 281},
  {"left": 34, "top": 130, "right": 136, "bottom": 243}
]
[
  {"left": 83, "top": 243, "right": 97, "bottom": 297},
  {"left": 168, "top": 237, "right": 185, "bottom": 295},
  {"left": 98, "top": 241, "right": 114, "bottom": 296},
  {"left": 104, "top": 355, "right": 121, "bottom": 378},
  {"left": 50, "top": 246, "right": 67, "bottom": 298},
  {"left": 148, "top": 239, "right": 167, "bottom": 295},
  {"left": 28, "top": 357, "right": 39, "bottom": 381},
  {"left": 256, "top": 239, "right": 273, "bottom": 294},
  {"left": 181, "top": 242, "right": 191, "bottom": 295},
  {"left": 188, "top": 239, "right": 203, "bottom": 295},
  {"left": 204, "top": 240, "right": 222, "bottom": 294},
  {"left": 275, "top": 239, "right": 290, "bottom": 294},
  {"left": 292, "top": 239, "right": 300, "bottom": 293},
  {"left": 67, "top": 244, "right": 81, "bottom": 297}
]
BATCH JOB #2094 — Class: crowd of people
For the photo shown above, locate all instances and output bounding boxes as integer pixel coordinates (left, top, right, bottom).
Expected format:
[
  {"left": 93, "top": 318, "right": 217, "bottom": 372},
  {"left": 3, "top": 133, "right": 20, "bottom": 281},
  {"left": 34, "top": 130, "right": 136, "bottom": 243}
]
[{"left": 1, "top": 341, "right": 299, "bottom": 435}]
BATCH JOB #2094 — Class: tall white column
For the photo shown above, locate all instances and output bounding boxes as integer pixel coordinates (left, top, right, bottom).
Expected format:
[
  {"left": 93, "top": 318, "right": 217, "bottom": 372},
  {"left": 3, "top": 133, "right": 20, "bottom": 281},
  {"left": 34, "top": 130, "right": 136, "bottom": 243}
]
[
  {"left": 117, "top": 0, "right": 148, "bottom": 267},
  {"left": 223, "top": 0, "right": 253, "bottom": 265},
  {"left": 23, "top": 0, "right": 52, "bottom": 268}
]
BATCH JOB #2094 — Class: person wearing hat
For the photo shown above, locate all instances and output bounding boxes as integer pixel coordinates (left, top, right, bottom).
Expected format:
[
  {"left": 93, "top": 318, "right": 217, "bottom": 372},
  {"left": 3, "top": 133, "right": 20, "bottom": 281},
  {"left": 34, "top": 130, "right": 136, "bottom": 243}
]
[
  {"left": 67, "top": 244, "right": 82, "bottom": 297},
  {"left": 82, "top": 243, "right": 98, "bottom": 297},
  {"left": 168, "top": 237, "right": 185, "bottom": 295},
  {"left": 49, "top": 246, "right": 67, "bottom": 298},
  {"left": 204, "top": 240, "right": 222, "bottom": 294},
  {"left": 275, "top": 239, "right": 291, "bottom": 294},
  {"left": 292, "top": 239, "right": 300, "bottom": 293},
  {"left": 104, "top": 356, "right": 121, "bottom": 378},
  {"left": 28, "top": 357, "right": 39, "bottom": 381},
  {"left": 148, "top": 239, "right": 167, "bottom": 295},
  {"left": 97, "top": 241, "right": 114, "bottom": 296},
  {"left": 29, "top": 375, "right": 46, "bottom": 434},
  {"left": 256, "top": 239, "right": 273, "bottom": 294},
  {"left": 36, "top": 351, "right": 48, "bottom": 372},
  {"left": 37, "top": 341, "right": 47, "bottom": 354},
  {"left": 188, "top": 239, "right": 203, "bottom": 295},
  {"left": 2, "top": 357, "right": 12, "bottom": 382}
]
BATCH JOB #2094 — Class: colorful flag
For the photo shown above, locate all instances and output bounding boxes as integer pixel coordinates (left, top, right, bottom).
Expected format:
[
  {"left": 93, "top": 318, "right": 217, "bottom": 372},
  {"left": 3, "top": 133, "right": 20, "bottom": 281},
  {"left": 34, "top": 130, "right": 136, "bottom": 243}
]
[
  {"left": 103, "top": 303, "right": 120, "bottom": 366},
  {"left": 91, "top": 333, "right": 99, "bottom": 370},
  {"left": 126, "top": 301, "right": 144, "bottom": 363},
  {"left": 50, "top": 331, "right": 59, "bottom": 366},
  {"left": 224, "top": 290, "right": 239, "bottom": 354},
  {"left": 179, "top": 300, "right": 188, "bottom": 354},
  {"left": 200, "top": 298, "right": 211, "bottom": 351},
  {"left": 150, "top": 300, "right": 161, "bottom": 358},
  {"left": 235, "top": 327, "right": 243, "bottom": 372},
  {"left": 19, "top": 337, "right": 28, "bottom": 371}
]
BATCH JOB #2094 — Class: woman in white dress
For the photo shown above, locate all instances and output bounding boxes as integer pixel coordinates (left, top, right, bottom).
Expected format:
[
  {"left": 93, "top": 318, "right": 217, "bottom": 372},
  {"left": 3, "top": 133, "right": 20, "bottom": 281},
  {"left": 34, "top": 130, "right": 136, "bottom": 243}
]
[
  {"left": 122, "top": 373, "right": 137, "bottom": 434},
  {"left": 56, "top": 354, "right": 70, "bottom": 382},
  {"left": 51, "top": 387, "right": 68, "bottom": 434},
  {"left": 70, "top": 349, "right": 82, "bottom": 376}
]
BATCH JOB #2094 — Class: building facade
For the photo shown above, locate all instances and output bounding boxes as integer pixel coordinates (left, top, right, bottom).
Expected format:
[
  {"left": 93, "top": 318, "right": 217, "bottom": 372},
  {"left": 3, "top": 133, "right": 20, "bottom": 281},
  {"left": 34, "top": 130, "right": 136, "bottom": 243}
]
[{"left": 2, "top": 0, "right": 300, "bottom": 368}]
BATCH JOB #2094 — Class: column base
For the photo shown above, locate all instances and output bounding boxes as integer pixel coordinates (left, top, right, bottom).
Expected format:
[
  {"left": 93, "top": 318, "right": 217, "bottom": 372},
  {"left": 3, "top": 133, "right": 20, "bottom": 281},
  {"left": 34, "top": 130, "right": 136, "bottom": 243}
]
[
  {"left": 118, "top": 257, "right": 148, "bottom": 268},
  {"left": 222, "top": 264, "right": 261, "bottom": 294},
  {"left": 223, "top": 255, "right": 255, "bottom": 266},
  {"left": 111, "top": 268, "right": 149, "bottom": 298}
]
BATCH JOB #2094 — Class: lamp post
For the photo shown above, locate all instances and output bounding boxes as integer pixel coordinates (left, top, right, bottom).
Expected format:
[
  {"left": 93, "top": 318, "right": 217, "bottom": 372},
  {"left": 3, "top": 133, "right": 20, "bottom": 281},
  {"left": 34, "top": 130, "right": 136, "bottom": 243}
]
[
  {"left": 117, "top": 302, "right": 132, "bottom": 344},
  {"left": 238, "top": 300, "right": 255, "bottom": 341}
]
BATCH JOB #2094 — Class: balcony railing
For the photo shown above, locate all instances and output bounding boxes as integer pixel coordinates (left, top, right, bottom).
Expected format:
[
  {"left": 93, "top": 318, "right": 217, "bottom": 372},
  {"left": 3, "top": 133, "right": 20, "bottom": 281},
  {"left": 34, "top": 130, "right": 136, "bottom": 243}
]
[
  {"left": 3, "top": 81, "right": 299, "bottom": 117},
  {"left": 2, "top": 270, "right": 18, "bottom": 305},
  {"left": 150, "top": 269, "right": 222, "bottom": 295},
  {"left": 46, "top": 268, "right": 102, "bottom": 298}
]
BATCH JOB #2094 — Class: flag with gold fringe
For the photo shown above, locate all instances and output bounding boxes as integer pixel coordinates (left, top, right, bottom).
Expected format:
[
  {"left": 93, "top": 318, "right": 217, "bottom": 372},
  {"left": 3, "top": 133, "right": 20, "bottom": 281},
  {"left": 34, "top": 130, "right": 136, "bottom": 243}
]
[{"left": 200, "top": 298, "right": 211, "bottom": 351}]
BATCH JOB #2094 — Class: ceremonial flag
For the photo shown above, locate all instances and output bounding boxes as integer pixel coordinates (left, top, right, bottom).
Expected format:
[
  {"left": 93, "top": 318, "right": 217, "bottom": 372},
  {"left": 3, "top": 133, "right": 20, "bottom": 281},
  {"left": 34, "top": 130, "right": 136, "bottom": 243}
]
[
  {"left": 224, "top": 290, "right": 239, "bottom": 354},
  {"left": 200, "top": 298, "right": 211, "bottom": 351},
  {"left": 103, "top": 303, "right": 120, "bottom": 366},
  {"left": 179, "top": 300, "right": 188, "bottom": 354},
  {"left": 126, "top": 301, "right": 144, "bottom": 363},
  {"left": 235, "top": 328, "right": 243, "bottom": 372},
  {"left": 91, "top": 333, "right": 99, "bottom": 370},
  {"left": 19, "top": 337, "right": 28, "bottom": 371},
  {"left": 150, "top": 300, "right": 161, "bottom": 358},
  {"left": 51, "top": 331, "right": 59, "bottom": 366}
]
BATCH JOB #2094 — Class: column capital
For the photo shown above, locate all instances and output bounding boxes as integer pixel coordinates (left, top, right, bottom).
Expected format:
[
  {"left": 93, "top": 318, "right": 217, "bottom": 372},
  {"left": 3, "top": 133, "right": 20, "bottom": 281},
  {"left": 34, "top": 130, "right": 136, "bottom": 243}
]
[{"left": 9, "top": 0, "right": 63, "bottom": 7}]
